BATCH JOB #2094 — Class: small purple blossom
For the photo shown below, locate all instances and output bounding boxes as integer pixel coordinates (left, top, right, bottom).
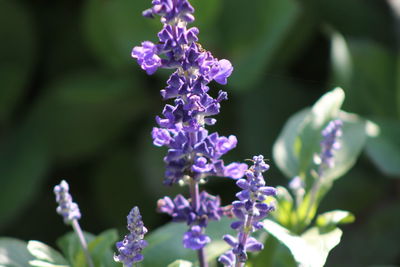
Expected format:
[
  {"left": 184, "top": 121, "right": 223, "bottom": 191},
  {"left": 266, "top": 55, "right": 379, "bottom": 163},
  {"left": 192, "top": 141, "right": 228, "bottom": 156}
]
[
  {"left": 54, "top": 180, "right": 81, "bottom": 224},
  {"left": 114, "top": 207, "right": 148, "bottom": 266},
  {"left": 183, "top": 225, "right": 211, "bottom": 250},
  {"left": 219, "top": 155, "right": 276, "bottom": 266},
  {"left": 316, "top": 119, "right": 343, "bottom": 169},
  {"left": 158, "top": 191, "right": 223, "bottom": 250},
  {"left": 131, "top": 41, "right": 162, "bottom": 75}
]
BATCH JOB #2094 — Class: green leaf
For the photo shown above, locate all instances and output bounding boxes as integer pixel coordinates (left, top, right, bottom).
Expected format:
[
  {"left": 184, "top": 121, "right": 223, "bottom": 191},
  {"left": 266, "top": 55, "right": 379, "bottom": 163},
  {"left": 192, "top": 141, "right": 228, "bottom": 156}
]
[
  {"left": 56, "top": 231, "right": 95, "bottom": 265},
  {"left": 329, "top": 30, "right": 353, "bottom": 89},
  {"left": 142, "top": 217, "right": 235, "bottom": 267},
  {"left": 273, "top": 88, "right": 368, "bottom": 184},
  {"left": 27, "top": 241, "right": 68, "bottom": 266},
  {"left": 321, "top": 111, "right": 368, "bottom": 183},
  {"left": 167, "top": 260, "right": 193, "bottom": 267},
  {"left": 263, "top": 219, "right": 342, "bottom": 267},
  {"left": 83, "top": 0, "right": 153, "bottom": 70},
  {"left": 0, "top": 126, "right": 49, "bottom": 230},
  {"left": 316, "top": 210, "right": 355, "bottom": 232},
  {"left": 397, "top": 53, "right": 400, "bottom": 118},
  {"left": 75, "top": 229, "right": 119, "bottom": 267},
  {"left": 0, "top": 237, "right": 33, "bottom": 267},
  {"left": 331, "top": 37, "right": 398, "bottom": 118},
  {"left": 223, "top": 0, "right": 300, "bottom": 89},
  {"left": 28, "top": 261, "right": 68, "bottom": 267},
  {"left": 272, "top": 186, "right": 294, "bottom": 228},
  {"left": 29, "top": 261, "right": 67, "bottom": 267},
  {"left": 365, "top": 118, "right": 400, "bottom": 177},
  {"left": 27, "top": 71, "right": 146, "bottom": 162},
  {"left": 296, "top": 88, "right": 345, "bottom": 176},
  {"left": 0, "top": 1, "right": 35, "bottom": 124}
]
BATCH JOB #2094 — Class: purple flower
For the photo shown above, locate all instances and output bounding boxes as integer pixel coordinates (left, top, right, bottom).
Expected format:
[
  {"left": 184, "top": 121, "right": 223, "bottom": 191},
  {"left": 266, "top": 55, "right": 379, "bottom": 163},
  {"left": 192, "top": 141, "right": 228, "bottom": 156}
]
[
  {"left": 218, "top": 250, "right": 236, "bottom": 266},
  {"left": 54, "top": 180, "right": 81, "bottom": 224},
  {"left": 158, "top": 191, "right": 223, "bottom": 250},
  {"left": 134, "top": 0, "right": 240, "bottom": 259},
  {"left": 218, "top": 155, "right": 276, "bottom": 266},
  {"left": 316, "top": 119, "right": 343, "bottom": 169},
  {"left": 183, "top": 225, "right": 211, "bottom": 250},
  {"left": 114, "top": 207, "right": 148, "bottom": 266},
  {"left": 213, "top": 59, "right": 233, "bottom": 85},
  {"left": 132, "top": 41, "right": 161, "bottom": 75}
]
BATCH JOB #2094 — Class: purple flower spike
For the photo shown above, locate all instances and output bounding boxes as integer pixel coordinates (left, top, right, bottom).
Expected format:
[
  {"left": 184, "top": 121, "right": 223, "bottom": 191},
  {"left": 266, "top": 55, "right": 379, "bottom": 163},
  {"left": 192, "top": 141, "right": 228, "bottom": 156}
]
[
  {"left": 317, "top": 119, "right": 343, "bottom": 169},
  {"left": 132, "top": 41, "right": 161, "bottom": 75},
  {"left": 114, "top": 207, "right": 148, "bottom": 266},
  {"left": 183, "top": 225, "right": 211, "bottom": 250},
  {"left": 134, "top": 0, "right": 246, "bottom": 263},
  {"left": 218, "top": 155, "right": 276, "bottom": 266},
  {"left": 54, "top": 180, "right": 81, "bottom": 224}
]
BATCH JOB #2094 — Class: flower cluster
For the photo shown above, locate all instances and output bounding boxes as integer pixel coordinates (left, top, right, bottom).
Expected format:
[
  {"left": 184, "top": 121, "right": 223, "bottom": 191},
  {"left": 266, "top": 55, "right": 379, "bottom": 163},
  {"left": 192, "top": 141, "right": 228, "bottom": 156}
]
[
  {"left": 133, "top": 0, "right": 247, "bottom": 186},
  {"left": 132, "top": 0, "right": 247, "bottom": 255},
  {"left": 219, "top": 155, "right": 276, "bottom": 266},
  {"left": 114, "top": 207, "right": 148, "bottom": 266},
  {"left": 158, "top": 191, "right": 223, "bottom": 249},
  {"left": 316, "top": 119, "right": 343, "bottom": 170},
  {"left": 54, "top": 180, "right": 81, "bottom": 224}
]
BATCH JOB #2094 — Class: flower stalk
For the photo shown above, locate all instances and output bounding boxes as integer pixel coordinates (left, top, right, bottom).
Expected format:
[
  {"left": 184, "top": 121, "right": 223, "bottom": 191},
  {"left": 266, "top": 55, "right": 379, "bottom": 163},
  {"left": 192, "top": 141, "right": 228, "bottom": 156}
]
[
  {"left": 132, "top": 0, "right": 247, "bottom": 265},
  {"left": 219, "top": 155, "right": 276, "bottom": 267},
  {"left": 54, "top": 180, "right": 94, "bottom": 267}
]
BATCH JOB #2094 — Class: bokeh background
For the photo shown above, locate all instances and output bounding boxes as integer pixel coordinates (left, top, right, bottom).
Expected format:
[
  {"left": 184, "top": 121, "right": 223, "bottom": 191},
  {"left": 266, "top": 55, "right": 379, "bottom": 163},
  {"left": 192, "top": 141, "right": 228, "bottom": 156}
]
[{"left": 1, "top": 0, "right": 400, "bottom": 265}]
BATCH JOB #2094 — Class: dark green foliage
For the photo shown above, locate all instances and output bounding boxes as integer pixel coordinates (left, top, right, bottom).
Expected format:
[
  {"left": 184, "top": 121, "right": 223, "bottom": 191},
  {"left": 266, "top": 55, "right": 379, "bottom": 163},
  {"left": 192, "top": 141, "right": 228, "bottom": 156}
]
[{"left": 1, "top": 0, "right": 399, "bottom": 265}]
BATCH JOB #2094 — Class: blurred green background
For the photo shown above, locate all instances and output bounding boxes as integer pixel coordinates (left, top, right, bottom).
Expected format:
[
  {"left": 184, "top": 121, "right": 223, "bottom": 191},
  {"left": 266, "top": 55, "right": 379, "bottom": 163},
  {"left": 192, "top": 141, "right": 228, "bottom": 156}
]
[{"left": 1, "top": 0, "right": 400, "bottom": 265}]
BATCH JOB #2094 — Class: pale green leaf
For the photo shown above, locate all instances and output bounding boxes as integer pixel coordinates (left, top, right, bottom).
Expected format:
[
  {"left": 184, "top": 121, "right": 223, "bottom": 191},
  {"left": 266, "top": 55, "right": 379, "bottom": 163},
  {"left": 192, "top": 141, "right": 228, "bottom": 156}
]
[
  {"left": 0, "top": 238, "right": 33, "bottom": 267},
  {"left": 263, "top": 219, "right": 342, "bottom": 267},
  {"left": 56, "top": 231, "right": 95, "bottom": 265},
  {"left": 365, "top": 118, "right": 400, "bottom": 177},
  {"left": 272, "top": 186, "right": 294, "bottom": 228},
  {"left": 167, "top": 260, "right": 193, "bottom": 267},
  {"left": 273, "top": 88, "right": 368, "bottom": 186},
  {"left": 316, "top": 210, "right": 355, "bottom": 231},
  {"left": 28, "top": 260, "right": 69, "bottom": 267},
  {"left": 27, "top": 241, "right": 68, "bottom": 265}
]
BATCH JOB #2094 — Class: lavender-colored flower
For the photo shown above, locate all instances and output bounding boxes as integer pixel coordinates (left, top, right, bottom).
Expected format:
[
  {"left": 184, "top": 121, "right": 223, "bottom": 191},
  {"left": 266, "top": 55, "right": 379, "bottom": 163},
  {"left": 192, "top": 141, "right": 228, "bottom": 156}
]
[
  {"left": 219, "top": 155, "right": 276, "bottom": 266},
  {"left": 114, "top": 207, "right": 148, "bottom": 266},
  {"left": 133, "top": 0, "right": 245, "bottom": 186},
  {"left": 54, "top": 180, "right": 81, "bottom": 224},
  {"left": 133, "top": 0, "right": 247, "bottom": 264},
  {"left": 157, "top": 191, "right": 223, "bottom": 250},
  {"left": 183, "top": 225, "right": 211, "bottom": 250},
  {"left": 316, "top": 119, "right": 343, "bottom": 169},
  {"left": 131, "top": 41, "right": 162, "bottom": 75}
]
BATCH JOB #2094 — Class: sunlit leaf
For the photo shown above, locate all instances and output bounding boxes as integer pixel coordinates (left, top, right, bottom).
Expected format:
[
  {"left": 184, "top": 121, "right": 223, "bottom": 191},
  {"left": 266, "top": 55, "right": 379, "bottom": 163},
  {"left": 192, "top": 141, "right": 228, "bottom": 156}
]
[
  {"left": 167, "top": 260, "right": 193, "bottom": 267},
  {"left": 273, "top": 88, "right": 368, "bottom": 187},
  {"left": 0, "top": 238, "right": 33, "bottom": 267},
  {"left": 263, "top": 219, "right": 342, "bottom": 267},
  {"left": 27, "top": 241, "right": 68, "bottom": 266},
  {"left": 316, "top": 210, "right": 355, "bottom": 232}
]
